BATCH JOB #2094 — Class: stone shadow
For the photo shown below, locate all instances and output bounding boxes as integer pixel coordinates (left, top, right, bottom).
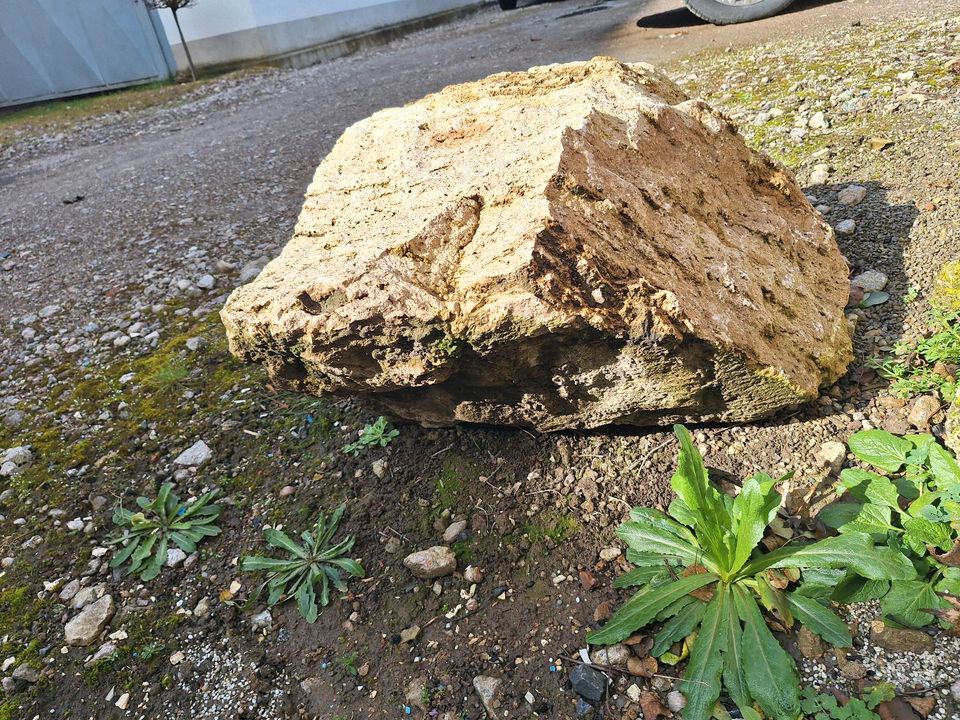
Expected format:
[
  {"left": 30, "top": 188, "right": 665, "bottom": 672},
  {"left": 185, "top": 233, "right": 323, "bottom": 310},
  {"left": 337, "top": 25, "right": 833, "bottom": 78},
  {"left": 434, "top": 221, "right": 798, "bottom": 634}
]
[{"left": 778, "top": 179, "right": 918, "bottom": 427}]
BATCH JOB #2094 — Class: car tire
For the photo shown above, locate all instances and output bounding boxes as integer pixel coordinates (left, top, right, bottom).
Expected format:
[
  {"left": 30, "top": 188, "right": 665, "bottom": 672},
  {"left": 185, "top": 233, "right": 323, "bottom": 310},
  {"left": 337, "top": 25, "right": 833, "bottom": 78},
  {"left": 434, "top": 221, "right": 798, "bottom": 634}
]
[
  {"left": 683, "top": 0, "right": 795, "bottom": 25},
  {"left": 498, "top": 0, "right": 518, "bottom": 9}
]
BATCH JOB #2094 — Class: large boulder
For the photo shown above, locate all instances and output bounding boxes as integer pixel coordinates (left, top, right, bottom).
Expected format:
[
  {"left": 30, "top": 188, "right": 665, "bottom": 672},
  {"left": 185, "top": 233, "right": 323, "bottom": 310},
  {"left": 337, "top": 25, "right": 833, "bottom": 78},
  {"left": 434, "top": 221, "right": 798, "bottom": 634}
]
[{"left": 221, "top": 58, "right": 852, "bottom": 431}]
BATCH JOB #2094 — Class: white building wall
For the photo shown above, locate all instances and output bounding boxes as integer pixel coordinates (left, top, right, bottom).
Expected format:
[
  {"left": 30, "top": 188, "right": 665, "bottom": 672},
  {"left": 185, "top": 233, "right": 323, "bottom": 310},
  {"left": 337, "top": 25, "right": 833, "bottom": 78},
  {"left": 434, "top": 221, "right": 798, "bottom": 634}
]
[{"left": 157, "top": 0, "right": 486, "bottom": 71}]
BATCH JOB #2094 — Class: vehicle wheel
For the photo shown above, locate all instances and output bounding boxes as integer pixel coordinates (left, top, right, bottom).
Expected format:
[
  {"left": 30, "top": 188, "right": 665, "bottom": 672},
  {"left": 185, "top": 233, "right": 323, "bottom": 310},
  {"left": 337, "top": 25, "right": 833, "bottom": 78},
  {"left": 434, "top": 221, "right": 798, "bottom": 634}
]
[
  {"left": 498, "top": 0, "right": 518, "bottom": 9},
  {"left": 683, "top": 0, "right": 794, "bottom": 25}
]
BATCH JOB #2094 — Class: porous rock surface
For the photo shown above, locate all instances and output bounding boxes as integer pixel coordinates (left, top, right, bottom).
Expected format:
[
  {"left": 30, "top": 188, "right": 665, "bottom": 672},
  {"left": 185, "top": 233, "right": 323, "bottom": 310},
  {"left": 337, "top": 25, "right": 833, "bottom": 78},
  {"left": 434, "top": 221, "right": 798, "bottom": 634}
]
[{"left": 221, "top": 57, "right": 852, "bottom": 431}]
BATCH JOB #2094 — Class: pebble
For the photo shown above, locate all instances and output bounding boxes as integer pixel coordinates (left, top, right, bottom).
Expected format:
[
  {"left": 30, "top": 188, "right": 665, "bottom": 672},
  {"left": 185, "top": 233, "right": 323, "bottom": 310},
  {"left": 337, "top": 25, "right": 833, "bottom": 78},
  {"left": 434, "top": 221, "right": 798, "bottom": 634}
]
[
  {"left": 838, "top": 184, "right": 868, "bottom": 205},
  {"left": 591, "top": 644, "right": 630, "bottom": 668},
  {"left": 666, "top": 691, "right": 687, "bottom": 712},
  {"left": 11, "top": 665, "right": 39, "bottom": 683},
  {"left": 809, "top": 164, "right": 831, "bottom": 184},
  {"left": 0, "top": 446, "right": 33, "bottom": 477},
  {"left": 815, "top": 441, "right": 847, "bottom": 474},
  {"left": 58, "top": 578, "right": 80, "bottom": 602},
  {"left": 798, "top": 626, "right": 825, "bottom": 659},
  {"left": 400, "top": 625, "right": 421, "bottom": 644},
  {"left": 71, "top": 585, "right": 105, "bottom": 610},
  {"left": 196, "top": 274, "right": 216, "bottom": 290},
  {"left": 402, "top": 546, "right": 456, "bottom": 579},
  {"left": 808, "top": 111, "right": 828, "bottom": 129},
  {"left": 64, "top": 594, "right": 115, "bottom": 646},
  {"left": 371, "top": 457, "right": 388, "bottom": 479},
  {"left": 250, "top": 610, "right": 273, "bottom": 631},
  {"left": 442, "top": 519, "right": 467, "bottom": 543},
  {"left": 173, "top": 439, "right": 213, "bottom": 467},
  {"left": 869, "top": 621, "right": 935, "bottom": 654},
  {"left": 115, "top": 692, "right": 130, "bottom": 710},
  {"left": 473, "top": 675, "right": 503, "bottom": 716},
  {"left": 835, "top": 219, "right": 856, "bottom": 235},
  {"left": 239, "top": 257, "right": 270, "bottom": 283},
  {"left": 3, "top": 411, "right": 24, "bottom": 429},
  {"left": 569, "top": 664, "right": 607, "bottom": 702},
  {"left": 165, "top": 548, "right": 187, "bottom": 567},
  {"left": 464, "top": 565, "right": 484, "bottom": 584},
  {"left": 598, "top": 546, "right": 621, "bottom": 562},
  {"left": 193, "top": 597, "right": 211, "bottom": 618},
  {"left": 850, "top": 269, "right": 889, "bottom": 291},
  {"left": 908, "top": 395, "right": 940, "bottom": 430}
]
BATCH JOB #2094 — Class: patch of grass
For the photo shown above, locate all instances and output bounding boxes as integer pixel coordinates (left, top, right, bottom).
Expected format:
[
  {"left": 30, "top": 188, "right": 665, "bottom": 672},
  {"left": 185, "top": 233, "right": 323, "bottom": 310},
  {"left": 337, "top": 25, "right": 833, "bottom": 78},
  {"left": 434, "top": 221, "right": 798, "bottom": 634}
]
[
  {"left": 450, "top": 539, "right": 474, "bottom": 563},
  {"left": 0, "top": 587, "right": 51, "bottom": 666},
  {"left": 434, "top": 460, "right": 465, "bottom": 512},
  {"left": 143, "top": 357, "right": 191, "bottom": 392},
  {"left": 522, "top": 512, "right": 578, "bottom": 545},
  {"left": 0, "top": 697, "right": 24, "bottom": 720},
  {"left": 335, "top": 652, "right": 359, "bottom": 676},
  {"left": 81, "top": 609, "right": 185, "bottom": 687}
]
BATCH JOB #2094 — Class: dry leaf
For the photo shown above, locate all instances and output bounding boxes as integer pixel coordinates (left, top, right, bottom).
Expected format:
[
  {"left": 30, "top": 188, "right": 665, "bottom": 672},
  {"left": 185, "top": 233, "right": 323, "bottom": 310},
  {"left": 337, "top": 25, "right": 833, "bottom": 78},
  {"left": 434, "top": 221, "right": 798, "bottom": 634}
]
[
  {"left": 640, "top": 691, "right": 669, "bottom": 719},
  {"left": 928, "top": 538, "right": 960, "bottom": 566}
]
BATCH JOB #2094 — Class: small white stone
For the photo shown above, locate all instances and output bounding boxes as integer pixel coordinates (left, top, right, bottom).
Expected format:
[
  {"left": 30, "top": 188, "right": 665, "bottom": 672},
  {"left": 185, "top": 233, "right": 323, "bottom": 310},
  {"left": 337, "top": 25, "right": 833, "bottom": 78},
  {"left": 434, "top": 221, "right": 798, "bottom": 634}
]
[
  {"left": 667, "top": 690, "right": 687, "bottom": 712},
  {"left": 816, "top": 441, "right": 846, "bottom": 474},
  {"left": 837, "top": 185, "right": 867, "bottom": 206},
  {"left": 599, "top": 546, "right": 621, "bottom": 562},
  {"left": 173, "top": 440, "right": 212, "bottom": 467},
  {"left": 196, "top": 274, "right": 216, "bottom": 290},
  {"left": 250, "top": 610, "right": 273, "bottom": 631},
  {"left": 193, "top": 597, "right": 211, "bottom": 618},
  {"left": 442, "top": 519, "right": 467, "bottom": 543},
  {"left": 850, "top": 269, "right": 888, "bottom": 292},
  {"left": 807, "top": 111, "right": 827, "bottom": 129},
  {"left": 165, "top": 548, "right": 187, "bottom": 567},
  {"left": 835, "top": 219, "right": 856, "bottom": 235},
  {"left": 115, "top": 692, "right": 130, "bottom": 710}
]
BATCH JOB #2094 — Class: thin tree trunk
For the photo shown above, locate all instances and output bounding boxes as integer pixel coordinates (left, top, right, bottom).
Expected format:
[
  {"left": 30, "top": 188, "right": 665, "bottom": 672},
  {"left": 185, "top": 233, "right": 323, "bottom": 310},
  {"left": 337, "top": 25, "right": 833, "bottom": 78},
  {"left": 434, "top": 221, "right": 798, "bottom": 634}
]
[{"left": 172, "top": 9, "right": 196, "bottom": 82}]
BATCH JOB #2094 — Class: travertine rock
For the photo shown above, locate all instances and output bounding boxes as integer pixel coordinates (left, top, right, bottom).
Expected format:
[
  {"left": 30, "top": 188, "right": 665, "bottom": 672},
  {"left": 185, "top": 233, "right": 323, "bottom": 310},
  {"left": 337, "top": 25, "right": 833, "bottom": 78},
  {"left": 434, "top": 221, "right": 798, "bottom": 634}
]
[{"left": 221, "top": 58, "right": 852, "bottom": 431}]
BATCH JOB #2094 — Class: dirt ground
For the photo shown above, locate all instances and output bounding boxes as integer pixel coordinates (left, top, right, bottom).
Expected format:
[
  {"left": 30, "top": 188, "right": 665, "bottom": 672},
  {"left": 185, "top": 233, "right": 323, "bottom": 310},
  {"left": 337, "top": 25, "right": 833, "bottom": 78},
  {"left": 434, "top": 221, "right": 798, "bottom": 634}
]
[{"left": 1, "top": 1, "right": 960, "bottom": 719}]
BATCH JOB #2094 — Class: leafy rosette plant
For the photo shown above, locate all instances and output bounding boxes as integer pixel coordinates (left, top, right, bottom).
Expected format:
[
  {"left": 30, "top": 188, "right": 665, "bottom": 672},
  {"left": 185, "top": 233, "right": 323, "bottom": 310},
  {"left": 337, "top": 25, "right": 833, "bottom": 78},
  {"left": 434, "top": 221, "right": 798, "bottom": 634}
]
[
  {"left": 109, "top": 483, "right": 221, "bottom": 581},
  {"left": 240, "top": 503, "right": 365, "bottom": 623},
  {"left": 342, "top": 416, "right": 400, "bottom": 456},
  {"left": 587, "top": 426, "right": 915, "bottom": 720},
  {"left": 820, "top": 429, "right": 960, "bottom": 627}
]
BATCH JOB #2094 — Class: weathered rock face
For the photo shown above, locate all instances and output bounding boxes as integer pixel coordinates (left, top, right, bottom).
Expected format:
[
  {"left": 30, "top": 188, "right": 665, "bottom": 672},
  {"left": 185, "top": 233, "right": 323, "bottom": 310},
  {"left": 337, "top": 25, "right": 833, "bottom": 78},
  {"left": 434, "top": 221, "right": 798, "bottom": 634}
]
[{"left": 221, "top": 57, "right": 852, "bottom": 431}]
